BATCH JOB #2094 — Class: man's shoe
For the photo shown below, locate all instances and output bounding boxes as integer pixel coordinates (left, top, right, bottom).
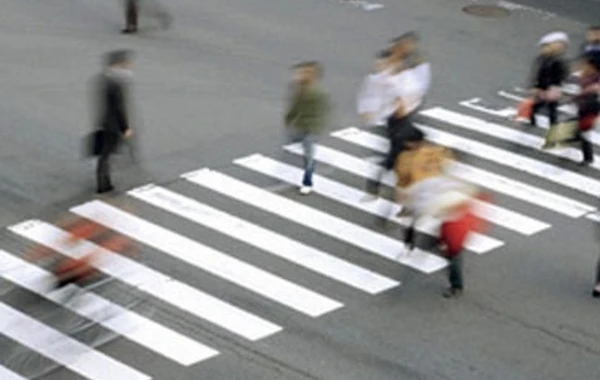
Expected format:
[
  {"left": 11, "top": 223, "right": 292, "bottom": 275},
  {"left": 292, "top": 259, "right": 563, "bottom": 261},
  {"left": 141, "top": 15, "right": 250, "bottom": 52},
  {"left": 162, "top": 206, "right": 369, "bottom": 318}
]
[
  {"left": 299, "top": 186, "right": 313, "bottom": 195},
  {"left": 97, "top": 185, "right": 115, "bottom": 194},
  {"left": 443, "top": 287, "right": 463, "bottom": 298},
  {"left": 121, "top": 27, "right": 137, "bottom": 34}
]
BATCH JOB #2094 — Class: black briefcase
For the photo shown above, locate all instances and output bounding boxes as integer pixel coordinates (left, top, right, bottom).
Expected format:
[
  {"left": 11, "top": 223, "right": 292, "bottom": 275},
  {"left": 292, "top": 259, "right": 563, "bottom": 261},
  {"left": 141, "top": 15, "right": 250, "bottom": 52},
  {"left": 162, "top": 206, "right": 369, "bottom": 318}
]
[{"left": 84, "top": 130, "right": 104, "bottom": 157}]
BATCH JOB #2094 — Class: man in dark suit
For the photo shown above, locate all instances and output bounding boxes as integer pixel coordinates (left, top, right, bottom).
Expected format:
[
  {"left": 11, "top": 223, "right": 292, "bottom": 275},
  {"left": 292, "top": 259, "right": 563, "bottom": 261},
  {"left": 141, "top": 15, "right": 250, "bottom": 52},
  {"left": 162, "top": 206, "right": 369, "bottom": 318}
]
[
  {"left": 93, "top": 50, "right": 134, "bottom": 193},
  {"left": 122, "top": 0, "right": 172, "bottom": 34}
]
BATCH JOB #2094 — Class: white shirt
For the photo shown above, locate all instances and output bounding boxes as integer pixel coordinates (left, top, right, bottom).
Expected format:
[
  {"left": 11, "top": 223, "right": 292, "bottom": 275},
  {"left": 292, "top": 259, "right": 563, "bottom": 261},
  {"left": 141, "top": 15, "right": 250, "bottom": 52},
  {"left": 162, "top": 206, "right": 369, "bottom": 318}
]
[
  {"left": 384, "top": 63, "right": 432, "bottom": 118},
  {"left": 357, "top": 70, "right": 394, "bottom": 125}
]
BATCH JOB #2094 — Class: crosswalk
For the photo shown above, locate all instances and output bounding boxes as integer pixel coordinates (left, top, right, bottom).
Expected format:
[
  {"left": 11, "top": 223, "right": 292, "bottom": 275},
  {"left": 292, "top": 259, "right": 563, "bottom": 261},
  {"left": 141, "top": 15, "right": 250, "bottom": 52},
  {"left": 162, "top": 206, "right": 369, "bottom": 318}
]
[{"left": 1, "top": 85, "right": 599, "bottom": 379}]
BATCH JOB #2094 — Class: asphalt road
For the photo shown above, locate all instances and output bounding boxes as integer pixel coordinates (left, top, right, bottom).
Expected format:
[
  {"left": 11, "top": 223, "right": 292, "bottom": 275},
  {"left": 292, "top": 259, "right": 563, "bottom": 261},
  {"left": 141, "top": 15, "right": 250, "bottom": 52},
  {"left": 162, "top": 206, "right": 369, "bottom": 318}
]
[{"left": 0, "top": 0, "right": 599, "bottom": 379}]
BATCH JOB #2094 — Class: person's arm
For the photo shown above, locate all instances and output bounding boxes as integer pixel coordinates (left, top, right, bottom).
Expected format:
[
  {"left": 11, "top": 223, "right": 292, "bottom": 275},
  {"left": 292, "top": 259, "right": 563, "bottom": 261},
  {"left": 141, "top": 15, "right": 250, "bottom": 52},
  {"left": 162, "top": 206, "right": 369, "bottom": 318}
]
[
  {"left": 285, "top": 89, "right": 303, "bottom": 126},
  {"left": 114, "top": 80, "right": 131, "bottom": 136}
]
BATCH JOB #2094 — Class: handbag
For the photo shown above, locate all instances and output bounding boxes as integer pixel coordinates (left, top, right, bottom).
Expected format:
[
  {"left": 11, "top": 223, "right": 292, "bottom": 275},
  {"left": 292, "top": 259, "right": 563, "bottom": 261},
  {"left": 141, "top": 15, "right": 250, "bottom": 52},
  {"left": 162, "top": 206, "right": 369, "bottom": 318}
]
[{"left": 515, "top": 98, "right": 534, "bottom": 123}]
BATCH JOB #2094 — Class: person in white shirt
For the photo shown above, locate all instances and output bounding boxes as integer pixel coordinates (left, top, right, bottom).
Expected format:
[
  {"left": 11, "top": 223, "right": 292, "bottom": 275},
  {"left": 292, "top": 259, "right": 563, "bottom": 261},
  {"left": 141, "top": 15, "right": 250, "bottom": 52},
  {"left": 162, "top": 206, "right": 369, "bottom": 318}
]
[{"left": 357, "top": 50, "right": 394, "bottom": 127}]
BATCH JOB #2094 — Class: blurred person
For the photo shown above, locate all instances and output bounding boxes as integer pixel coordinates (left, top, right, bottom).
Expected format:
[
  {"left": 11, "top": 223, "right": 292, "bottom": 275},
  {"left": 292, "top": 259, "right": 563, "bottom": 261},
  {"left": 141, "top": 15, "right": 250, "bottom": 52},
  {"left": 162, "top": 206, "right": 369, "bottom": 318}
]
[
  {"left": 284, "top": 61, "right": 331, "bottom": 195},
  {"left": 395, "top": 144, "right": 484, "bottom": 297},
  {"left": 122, "top": 0, "right": 172, "bottom": 34},
  {"left": 357, "top": 50, "right": 394, "bottom": 128},
  {"left": 570, "top": 52, "right": 600, "bottom": 165},
  {"left": 582, "top": 26, "right": 600, "bottom": 54},
  {"left": 92, "top": 50, "right": 135, "bottom": 194},
  {"left": 529, "top": 32, "right": 569, "bottom": 127}
]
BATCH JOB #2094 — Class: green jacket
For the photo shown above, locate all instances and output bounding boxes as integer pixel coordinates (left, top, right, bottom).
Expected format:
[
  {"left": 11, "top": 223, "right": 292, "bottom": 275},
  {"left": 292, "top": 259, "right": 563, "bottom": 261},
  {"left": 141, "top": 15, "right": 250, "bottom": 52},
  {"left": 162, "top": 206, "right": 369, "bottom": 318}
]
[{"left": 285, "top": 85, "right": 330, "bottom": 133}]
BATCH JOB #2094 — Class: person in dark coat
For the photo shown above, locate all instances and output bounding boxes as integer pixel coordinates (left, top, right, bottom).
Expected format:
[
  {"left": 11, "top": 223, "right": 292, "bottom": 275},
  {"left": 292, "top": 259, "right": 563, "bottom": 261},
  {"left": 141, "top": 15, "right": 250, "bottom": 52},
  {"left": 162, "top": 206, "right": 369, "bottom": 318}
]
[
  {"left": 122, "top": 0, "right": 172, "bottom": 34},
  {"left": 529, "top": 32, "right": 569, "bottom": 127},
  {"left": 93, "top": 50, "right": 135, "bottom": 193}
]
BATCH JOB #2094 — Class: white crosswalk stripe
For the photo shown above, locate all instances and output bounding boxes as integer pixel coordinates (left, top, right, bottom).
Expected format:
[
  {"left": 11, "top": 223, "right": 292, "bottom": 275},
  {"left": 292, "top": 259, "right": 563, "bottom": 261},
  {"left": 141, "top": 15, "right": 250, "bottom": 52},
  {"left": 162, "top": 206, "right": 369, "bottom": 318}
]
[
  {"left": 183, "top": 168, "right": 449, "bottom": 274},
  {"left": 72, "top": 200, "right": 343, "bottom": 318},
  {"left": 0, "top": 365, "right": 27, "bottom": 380},
  {"left": 0, "top": 302, "right": 151, "bottom": 380},
  {"left": 128, "top": 184, "right": 399, "bottom": 294},
  {"left": 10, "top": 219, "right": 282, "bottom": 341},
  {"left": 421, "top": 107, "right": 600, "bottom": 168},
  {"left": 235, "top": 153, "right": 504, "bottom": 253},
  {"left": 331, "top": 127, "right": 595, "bottom": 217},
  {"left": 283, "top": 142, "right": 551, "bottom": 235},
  {"left": 0, "top": 248, "right": 217, "bottom": 366},
  {"left": 4, "top": 86, "right": 600, "bottom": 379}
]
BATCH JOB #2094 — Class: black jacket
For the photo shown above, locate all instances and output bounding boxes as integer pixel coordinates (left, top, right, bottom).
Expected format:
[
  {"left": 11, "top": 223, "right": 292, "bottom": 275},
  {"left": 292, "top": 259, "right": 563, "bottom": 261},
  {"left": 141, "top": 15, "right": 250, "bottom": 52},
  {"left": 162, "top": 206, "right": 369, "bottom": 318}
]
[
  {"left": 530, "top": 54, "right": 568, "bottom": 90},
  {"left": 95, "top": 71, "right": 131, "bottom": 135}
]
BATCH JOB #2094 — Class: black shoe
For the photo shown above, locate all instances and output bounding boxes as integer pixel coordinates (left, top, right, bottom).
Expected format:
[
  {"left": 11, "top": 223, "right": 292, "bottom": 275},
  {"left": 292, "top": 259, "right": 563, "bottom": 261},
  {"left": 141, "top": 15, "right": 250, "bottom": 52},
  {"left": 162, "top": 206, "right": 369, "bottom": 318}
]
[
  {"left": 593, "top": 289, "right": 600, "bottom": 298},
  {"left": 97, "top": 185, "right": 114, "bottom": 194},
  {"left": 579, "top": 160, "right": 593, "bottom": 167},
  {"left": 121, "top": 27, "right": 137, "bottom": 34},
  {"left": 443, "top": 287, "right": 463, "bottom": 298}
]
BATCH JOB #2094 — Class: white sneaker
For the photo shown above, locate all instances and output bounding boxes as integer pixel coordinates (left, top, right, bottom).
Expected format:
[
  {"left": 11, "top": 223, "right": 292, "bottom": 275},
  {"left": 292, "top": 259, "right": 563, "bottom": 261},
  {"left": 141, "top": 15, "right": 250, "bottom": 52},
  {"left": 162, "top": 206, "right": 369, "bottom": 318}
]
[{"left": 299, "top": 186, "right": 313, "bottom": 195}]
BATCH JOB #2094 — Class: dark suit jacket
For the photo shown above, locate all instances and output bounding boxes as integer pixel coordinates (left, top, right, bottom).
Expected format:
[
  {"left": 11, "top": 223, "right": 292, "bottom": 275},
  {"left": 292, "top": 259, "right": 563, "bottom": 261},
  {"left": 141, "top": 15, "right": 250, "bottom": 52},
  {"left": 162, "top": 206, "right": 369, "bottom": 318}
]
[{"left": 93, "top": 71, "right": 131, "bottom": 154}]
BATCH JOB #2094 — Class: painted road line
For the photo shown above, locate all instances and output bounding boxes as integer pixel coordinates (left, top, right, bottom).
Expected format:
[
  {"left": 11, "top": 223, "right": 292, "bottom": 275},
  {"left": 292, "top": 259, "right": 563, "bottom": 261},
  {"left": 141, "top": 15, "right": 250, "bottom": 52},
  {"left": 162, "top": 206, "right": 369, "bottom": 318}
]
[
  {"left": 331, "top": 127, "right": 595, "bottom": 217},
  {"left": 421, "top": 107, "right": 600, "bottom": 169},
  {"left": 0, "top": 302, "right": 150, "bottom": 380},
  {"left": 238, "top": 153, "right": 503, "bottom": 254},
  {"left": 497, "top": 91, "right": 577, "bottom": 115},
  {"left": 411, "top": 124, "right": 600, "bottom": 198},
  {"left": 284, "top": 143, "right": 550, "bottom": 235},
  {"left": 183, "top": 168, "right": 448, "bottom": 274},
  {"left": 129, "top": 185, "right": 398, "bottom": 295},
  {"left": 0, "top": 249, "right": 217, "bottom": 366},
  {"left": 9, "top": 220, "right": 281, "bottom": 341},
  {"left": 459, "top": 98, "right": 516, "bottom": 118},
  {"left": 0, "top": 366, "right": 27, "bottom": 380},
  {"left": 83, "top": 199, "right": 342, "bottom": 318}
]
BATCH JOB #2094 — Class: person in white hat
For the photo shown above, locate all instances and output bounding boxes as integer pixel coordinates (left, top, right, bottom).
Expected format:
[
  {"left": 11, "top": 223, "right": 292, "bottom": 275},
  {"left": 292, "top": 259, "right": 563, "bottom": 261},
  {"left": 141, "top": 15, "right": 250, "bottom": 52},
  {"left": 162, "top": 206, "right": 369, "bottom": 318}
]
[{"left": 528, "top": 31, "right": 570, "bottom": 127}]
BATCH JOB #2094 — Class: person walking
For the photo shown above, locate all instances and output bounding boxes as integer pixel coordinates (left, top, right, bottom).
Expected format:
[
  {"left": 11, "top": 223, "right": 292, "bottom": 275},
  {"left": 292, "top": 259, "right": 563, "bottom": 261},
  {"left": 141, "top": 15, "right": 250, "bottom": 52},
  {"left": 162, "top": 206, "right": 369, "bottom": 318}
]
[
  {"left": 357, "top": 50, "right": 394, "bottom": 128},
  {"left": 284, "top": 61, "right": 330, "bottom": 195},
  {"left": 93, "top": 50, "right": 135, "bottom": 193},
  {"left": 572, "top": 52, "right": 600, "bottom": 165},
  {"left": 529, "top": 32, "right": 569, "bottom": 127},
  {"left": 122, "top": 0, "right": 172, "bottom": 34}
]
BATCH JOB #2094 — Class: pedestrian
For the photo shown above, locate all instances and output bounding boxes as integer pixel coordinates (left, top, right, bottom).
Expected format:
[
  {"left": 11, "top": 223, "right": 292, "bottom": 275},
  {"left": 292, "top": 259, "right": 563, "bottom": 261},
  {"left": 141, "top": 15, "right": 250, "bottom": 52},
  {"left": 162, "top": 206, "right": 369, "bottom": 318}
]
[
  {"left": 571, "top": 52, "right": 600, "bottom": 165},
  {"left": 357, "top": 49, "right": 394, "bottom": 128},
  {"left": 594, "top": 255, "right": 600, "bottom": 298},
  {"left": 582, "top": 26, "right": 600, "bottom": 54},
  {"left": 284, "top": 61, "right": 330, "bottom": 195},
  {"left": 93, "top": 50, "right": 135, "bottom": 193},
  {"left": 529, "top": 32, "right": 569, "bottom": 127},
  {"left": 122, "top": 0, "right": 172, "bottom": 34}
]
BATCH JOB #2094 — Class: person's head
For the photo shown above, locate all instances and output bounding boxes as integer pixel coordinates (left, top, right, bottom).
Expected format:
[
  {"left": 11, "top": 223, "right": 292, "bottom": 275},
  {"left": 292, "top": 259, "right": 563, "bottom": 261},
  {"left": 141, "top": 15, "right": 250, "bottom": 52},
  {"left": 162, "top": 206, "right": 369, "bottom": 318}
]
[
  {"left": 104, "top": 49, "right": 134, "bottom": 70},
  {"left": 390, "top": 32, "right": 419, "bottom": 60},
  {"left": 581, "top": 52, "right": 600, "bottom": 75},
  {"left": 538, "top": 32, "right": 569, "bottom": 55},
  {"left": 292, "top": 61, "right": 322, "bottom": 85},
  {"left": 586, "top": 26, "right": 600, "bottom": 44},
  {"left": 374, "top": 50, "right": 392, "bottom": 72}
]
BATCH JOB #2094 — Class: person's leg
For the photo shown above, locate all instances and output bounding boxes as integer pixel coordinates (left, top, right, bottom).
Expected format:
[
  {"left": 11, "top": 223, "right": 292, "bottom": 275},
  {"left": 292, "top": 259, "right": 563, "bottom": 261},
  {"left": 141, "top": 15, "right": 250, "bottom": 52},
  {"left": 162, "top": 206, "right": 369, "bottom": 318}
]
[
  {"left": 594, "top": 255, "right": 600, "bottom": 298},
  {"left": 444, "top": 253, "right": 464, "bottom": 298},
  {"left": 581, "top": 133, "right": 594, "bottom": 164},
  {"left": 301, "top": 134, "right": 316, "bottom": 189},
  {"left": 547, "top": 101, "right": 559, "bottom": 126},
  {"left": 123, "top": 0, "right": 138, "bottom": 33},
  {"left": 96, "top": 148, "right": 114, "bottom": 193},
  {"left": 530, "top": 100, "right": 543, "bottom": 126}
]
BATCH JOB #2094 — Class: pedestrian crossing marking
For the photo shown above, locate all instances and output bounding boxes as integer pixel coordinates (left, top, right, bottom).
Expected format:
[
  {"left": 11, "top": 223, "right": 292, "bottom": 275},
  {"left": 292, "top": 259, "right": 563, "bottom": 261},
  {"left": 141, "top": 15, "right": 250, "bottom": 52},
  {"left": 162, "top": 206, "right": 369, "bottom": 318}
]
[
  {"left": 0, "top": 249, "right": 217, "bottom": 366},
  {"left": 0, "top": 365, "right": 27, "bottom": 380},
  {"left": 9, "top": 220, "right": 282, "bottom": 341},
  {"left": 128, "top": 184, "right": 399, "bottom": 294},
  {"left": 237, "top": 152, "right": 504, "bottom": 254},
  {"left": 421, "top": 107, "right": 600, "bottom": 168},
  {"left": 0, "top": 302, "right": 151, "bottom": 380},
  {"left": 183, "top": 168, "right": 448, "bottom": 274},
  {"left": 412, "top": 124, "right": 600, "bottom": 197},
  {"left": 284, "top": 142, "right": 550, "bottom": 235},
  {"left": 460, "top": 98, "right": 516, "bottom": 118},
  {"left": 331, "top": 127, "right": 595, "bottom": 217},
  {"left": 77, "top": 198, "right": 343, "bottom": 318}
]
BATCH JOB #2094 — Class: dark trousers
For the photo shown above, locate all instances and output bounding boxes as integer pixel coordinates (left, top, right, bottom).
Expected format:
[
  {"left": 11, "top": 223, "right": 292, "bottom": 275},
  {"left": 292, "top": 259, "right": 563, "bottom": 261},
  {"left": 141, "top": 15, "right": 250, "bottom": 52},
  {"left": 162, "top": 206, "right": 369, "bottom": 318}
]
[
  {"left": 366, "top": 115, "right": 424, "bottom": 194},
  {"left": 97, "top": 152, "right": 113, "bottom": 191},
  {"left": 531, "top": 100, "right": 558, "bottom": 126},
  {"left": 578, "top": 130, "right": 594, "bottom": 163},
  {"left": 125, "top": 0, "right": 139, "bottom": 30},
  {"left": 595, "top": 255, "right": 600, "bottom": 285},
  {"left": 447, "top": 254, "right": 464, "bottom": 290}
]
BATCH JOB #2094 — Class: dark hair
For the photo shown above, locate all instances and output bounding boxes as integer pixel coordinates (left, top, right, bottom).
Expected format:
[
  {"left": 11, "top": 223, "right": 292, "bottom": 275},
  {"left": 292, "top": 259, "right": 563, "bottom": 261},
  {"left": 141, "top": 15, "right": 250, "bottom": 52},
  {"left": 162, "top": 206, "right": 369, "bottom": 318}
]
[
  {"left": 589, "top": 26, "right": 600, "bottom": 31},
  {"left": 104, "top": 49, "right": 133, "bottom": 67},
  {"left": 377, "top": 50, "right": 392, "bottom": 59},
  {"left": 292, "top": 61, "right": 323, "bottom": 77},
  {"left": 391, "top": 31, "right": 419, "bottom": 44},
  {"left": 583, "top": 52, "right": 600, "bottom": 71}
]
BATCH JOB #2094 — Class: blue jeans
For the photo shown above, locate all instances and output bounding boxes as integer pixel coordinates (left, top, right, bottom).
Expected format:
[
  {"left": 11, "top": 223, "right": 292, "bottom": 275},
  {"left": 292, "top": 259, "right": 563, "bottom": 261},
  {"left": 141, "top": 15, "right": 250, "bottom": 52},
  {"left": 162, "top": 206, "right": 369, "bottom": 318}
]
[{"left": 288, "top": 130, "right": 316, "bottom": 187}]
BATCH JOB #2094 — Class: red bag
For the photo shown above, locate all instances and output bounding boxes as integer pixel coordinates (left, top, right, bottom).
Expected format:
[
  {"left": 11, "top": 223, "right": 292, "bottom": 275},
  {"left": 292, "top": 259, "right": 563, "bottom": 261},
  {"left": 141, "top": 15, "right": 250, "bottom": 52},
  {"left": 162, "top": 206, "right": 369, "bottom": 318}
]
[
  {"left": 515, "top": 98, "right": 535, "bottom": 122},
  {"left": 579, "top": 114, "right": 598, "bottom": 131},
  {"left": 440, "top": 194, "right": 490, "bottom": 257}
]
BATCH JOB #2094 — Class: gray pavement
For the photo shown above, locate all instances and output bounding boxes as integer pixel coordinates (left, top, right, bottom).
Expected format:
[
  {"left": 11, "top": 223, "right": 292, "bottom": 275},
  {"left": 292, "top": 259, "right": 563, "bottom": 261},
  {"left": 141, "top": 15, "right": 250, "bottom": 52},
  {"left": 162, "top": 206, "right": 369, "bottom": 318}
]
[{"left": 0, "top": 0, "right": 599, "bottom": 379}]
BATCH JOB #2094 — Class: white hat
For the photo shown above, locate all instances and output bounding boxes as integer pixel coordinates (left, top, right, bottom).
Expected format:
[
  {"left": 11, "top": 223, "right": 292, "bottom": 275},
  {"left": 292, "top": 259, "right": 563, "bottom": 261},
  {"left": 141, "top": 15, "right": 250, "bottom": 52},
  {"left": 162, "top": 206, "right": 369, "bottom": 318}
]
[{"left": 538, "top": 31, "right": 569, "bottom": 46}]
